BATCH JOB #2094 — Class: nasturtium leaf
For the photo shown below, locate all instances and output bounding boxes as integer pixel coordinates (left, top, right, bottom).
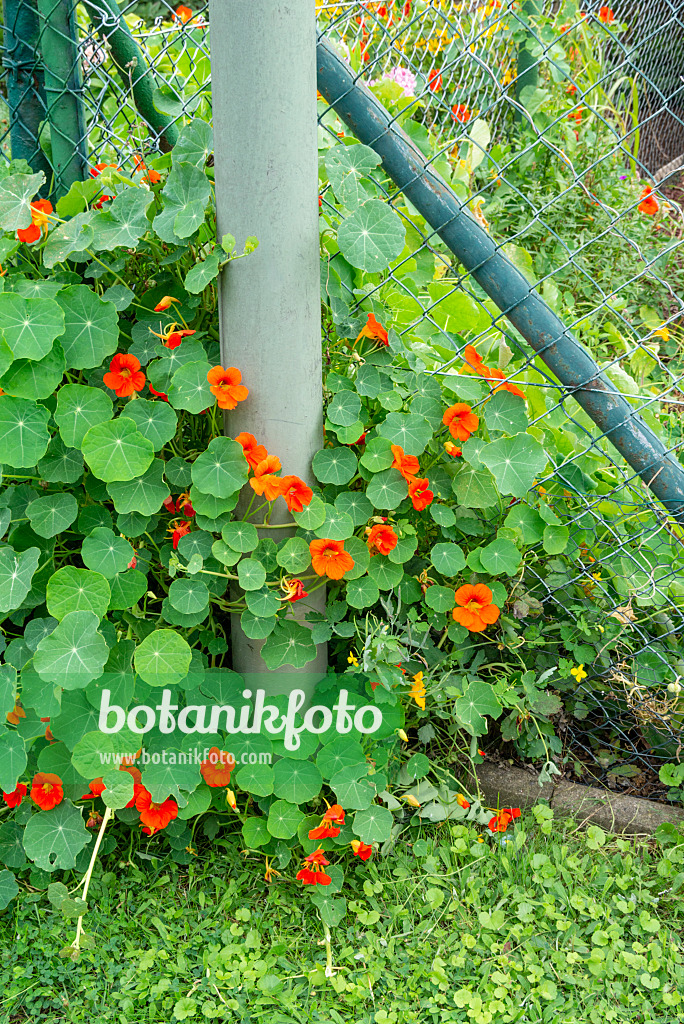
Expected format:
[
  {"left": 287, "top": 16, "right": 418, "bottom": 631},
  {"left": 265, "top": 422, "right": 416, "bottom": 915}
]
[
  {"left": 452, "top": 465, "right": 499, "bottom": 509},
  {"left": 81, "top": 528, "right": 134, "bottom": 578},
  {"left": 484, "top": 390, "right": 528, "bottom": 435},
  {"left": 189, "top": 485, "right": 238, "bottom": 521},
  {"left": 56, "top": 286, "right": 119, "bottom": 369},
  {"left": 154, "top": 161, "right": 212, "bottom": 242},
  {"left": 0, "top": 395, "right": 50, "bottom": 466},
  {"left": 342, "top": 535, "right": 370, "bottom": 580},
  {"left": 331, "top": 763, "right": 376, "bottom": 810},
  {"left": 335, "top": 490, "right": 373, "bottom": 526},
  {"left": 245, "top": 587, "right": 281, "bottom": 618},
  {"left": 312, "top": 446, "right": 358, "bottom": 485},
  {"left": 174, "top": 117, "right": 213, "bottom": 167},
  {"left": 337, "top": 200, "right": 406, "bottom": 272},
  {"left": 125, "top": 397, "right": 177, "bottom": 450},
  {"left": 165, "top": 456, "right": 193, "bottom": 488},
  {"left": 234, "top": 762, "right": 274, "bottom": 797},
  {"left": 22, "top": 801, "right": 91, "bottom": 873},
  {"left": 261, "top": 620, "right": 317, "bottom": 669},
  {"left": 479, "top": 538, "right": 522, "bottom": 576},
  {"left": 21, "top": 662, "right": 60, "bottom": 716},
  {"left": 292, "top": 494, "right": 326, "bottom": 530},
  {"left": 479, "top": 434, "right": 548, "bottom": 497},
  {"left": 184, "top": 253, "right": 220, "bottom": 293},
  {"left": 430, "top": 542, "right": 466, "bottom": 577},
  {"left": 222, "top": 521, "right": 258, "bottom": 553},
  {"left": 455, "top": 680, "right": 502, "bottom": 736},
  {"left": 191, "top": 436, "right": 248, "bottom": 498},
  {"left": 0, "top": 341, "right": 66, "bottom": 400},
  {"left": 0, "top": 333, "right": 12, "bottom": 378},
  {"left": 46, "top": 566, "right": 111, "bottom": 621},
  {"left": 141, "top": 748, "right": 200, "bottom": 804},
  {"left": 359, "top": 437, "right": 394, "bottom": 472},
  {"left": 388, "top": 533, "right": 416, "bottom": 564},
  {"left": 275, "top": 536, "right": 311, "bottom": 574},
  {"left": 267, "top": 799, "right": 305, "bottom": 840},
  {"left": 33, "top": 611, "right": 109, "bottom": 690},
  {"left": 54, "top": 384, "right": 112, "bottom": 448},
  {"left": 81, "top": 418, "right": 155, "bottom": 483},
  {"left": 0, "top": 823, "right": 26, "bottom": 870},
  {"left": 367, "top": 556, "right": 403, "bottom": 590},
  {"left": 99, "top": 771, "right": 134, "bottom": 810},
  {"left": 37, "top": 436, "right": 83, "bottom": 484},
  {"left": 47, "top": 689, "right": 102, "bottom": 749},
  {"left": 351, "top": 804, "right": 393, "bottom": 844},
  {"left": 346, "top": 576, "right": 380, "bottom": 609},
  {"left": 378, "top": 412, "right": 432, "bottom": 456},
  {"left": 237, "top": 558, "right": 267, "bottom": 591},
  {"left": 168, "top": 360, "right": 213, "bottom": 413},
  {"left": 134, "top": 629, "right": 192, "bottom": 687},
  {"left": 26, "top": 493, "right": 78, "bottom": 539},
  {"left": 168, "top": 577, "right": 209, "bottom": 615},
  {"left": 147, "top": 339, "right": 207, "bottom": 392},
  {"left": 273, "top": 759, "right": 323, "bottom": 804},
  {"left": 327, "top": 390, "right": 362, "bottom": 428},
  {"left": 90, "top": 188, "right": 155, "bottom": 252},
  {"left": 310, "top": 892, "right": 347, "bottom": 928},
  {"left": 543, "top": 523, "right": 569, "bottom": 554},
  {"left": 316, "top": 736, "right": 365, "bottom": 779},
  {"left": 378, "top": 390, "right": 403, "bottom": 412},
  {"left": 0, "top": 666, "right": 17, "bottom": 717},
  {"left": 37, "top": 741, "right": 86, "bottom": 786},
  {"left": 42, "top": 212, "right": 94, "bottom": 267},
  {"left": 366, "top": 469, "right": 408, "bottom": 509},
  {"left": 0, "top": 733, "right": 27, "bottom": 794},
  {"left": 108, "top": 568, "right": 147, "bottom": 610},
  {"left": 425, "top": 584, "right": 455, "bottom": 613},
  {"left": 504, "top": 503, "right": 544, "bottom": 543},
  {"left": 240, "top": 610, "right": 276, "bottom": 639},
  {"left": 0, "top": 293, "right": 64, "bottom": 361},
  {"left": 325, "top": 143, "right": 382, "bottom": 208},
  {"left": 107, "top": 459, "right": 169, "bottom": 515},
  {"left": 0, "top": 546, "right": 40, "bottom": 613},
  {"left": 315, "top": 504, "right": 354, "bottom": 542},
  {"left": 0, "top": 171, "right": 45, "bottom": 231},
  {"left": 242, "top": 817, "right": 271, "bottom": 848}
]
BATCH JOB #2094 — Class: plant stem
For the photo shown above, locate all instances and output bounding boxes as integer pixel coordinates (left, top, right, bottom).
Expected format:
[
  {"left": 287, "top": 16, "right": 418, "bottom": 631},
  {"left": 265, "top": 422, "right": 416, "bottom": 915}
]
[{"left": 72, "top": 805, "right": 113, "bottom": 951}]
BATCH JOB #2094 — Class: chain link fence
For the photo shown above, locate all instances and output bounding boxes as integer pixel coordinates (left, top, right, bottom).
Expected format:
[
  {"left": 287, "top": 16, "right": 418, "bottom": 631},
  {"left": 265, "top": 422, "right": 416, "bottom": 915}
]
[{"left": 1, "top": 0, "right": 682, "bottom": 795}]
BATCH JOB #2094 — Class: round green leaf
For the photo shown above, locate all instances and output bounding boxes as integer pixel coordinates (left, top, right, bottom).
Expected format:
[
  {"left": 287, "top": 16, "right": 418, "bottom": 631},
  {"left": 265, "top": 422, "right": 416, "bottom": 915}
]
[
  {"left": 292, "top": 494, "right": 326, "bottom": 530},
  {"left": 245, "top": 587, "right": 281, "bottom": 618},
  {"left": 26, "top": 492, "right": 78, "bottom": 539},
  {"left": 22, "top": 801, "right": 92, "bottom": 872},
  {"left": 325, "top": 142, "right": 381, "bottom": 207},
  {"left": 484, "top": 391, "right": 528, "bottom": 435},
  {"left": 0, "top": 171, "right": 46, "bottom": 231},
  {"left": 0, "top": 293, "right": 64, "bottom": 360},
  {"left": 54, "top": 384, "right": 113, "bottom": 448},
  {"left": 337, "top": 200, "right": 406, "bottom": 272},
  {"left": 81, "top": 417, "right": 154, "bottom": 483},
  {"left": 316, "top": 736, "right": 365, "bottom": 779},
  {"left": 261, "top": 620, "right": 317, "bottom": 669},
  {"left": 46, "top": 566, "right": 111, "bottom": 621},
  {"left": 0, "top": 733, "right": 27, "bottom": 794},
  {"left": 125, "top": 397, "right": 178, "bottom": 451},
  {"left": 168, "top": 577, "right": 209, "bottom": 615},
  {"left": 331, "top": 763, "right": 376, "bottom": 810},
  {"left": 191, "top": 436, "right": 249, "bottom": 499},
  {"left": 237, "top": 558, "right": 267, "bottom": 591},
  {"left": 0, "top": 341, "right": 66, "bottom": 400},
  {"left": 455, "top": 680, "right": 502, "bottom": 736},
  {"left": 312, "top": 446, "right": 358, "bottom": 485},
  {"left": 430, "top": 542, "right": 466, "bottom": 577},
  {"left": 108, "top": 568, "right": 147, "bottom": 610},
  {"left": 0, "top": 396, "right": 50, "bottom": 467},
  {"left": 359, "top": 437, "right": 394, "bottom": 473},
  {"left": 222, "top": 521, "right": 259, "bottom": 553},
  {"left": 479, "top": 538, "right": 522, "bottom": 576},
  {"left": 342, "top": 535, "right": 370, "bottom": 580},
  {"left": 314, "top": 504, "right": 354, "bottom": 541},
  {"left": 366, "top": 469, "right": 408, "bottom": 510},
  {"left": 235, "top": 762, "right": 274, "bottom": 797},
  {"left": 346, "top": 575, "right": 380, "bottom": 609},
  {"left": 56, "top": 286, "right": 119, "bottom": 369},
  {"left": 276, "top": 536, "right": 311, "bottom": 574},
  {"left": 378, "top": 412, "right": 432, "bottom": 456},
  {"left": 267, "top": 799, "right": 305, "bottom": 839},
  {"left": 33, "top": 610, "right": 109, "bottom": 690},
  {"left": 0, "top": 547, "right": 40, "bottom": 613},
  {"left": 367, "top": 556, "right": 403, "bottom": 590},
  {"left": 452, "top": 465, "right": 499, "bottom": 509},
  {"left": 479, "top": 434, "right": 547, "bottom": 498},
  {"left": 240, "top": 609, "right": 276, "bottom": 639},
  {"left": 81, "top": 527, "right": 134, "bottom": 578},
  {"left": 107, "top": 459, "right": 169, "bottom": 515},
  {"left": 134, "top": 629, "right": 192, "bottom": 687},
  {"left": 273, "top": 759, "right": 322, "bottom": 803},
  {"left": 425, "top": 584, "right": 455, "bottom": 613},
  {"left": 327, "top": 390, "right": 362, "bottom": 427},
  {"left": 351, "top": 804, "right": 393, "bottom": 844},
  {"left": 168, "top": 360, "right": 214, "bottom": 413},
  {"left": 242, "top": 816, "right": 271, "bottom": 848},
  {"left": 37, "top": 435, "right": 84, "bottom": 483},
  {"left": 335, "top": 490, "right": 373, "bottom": 526}
]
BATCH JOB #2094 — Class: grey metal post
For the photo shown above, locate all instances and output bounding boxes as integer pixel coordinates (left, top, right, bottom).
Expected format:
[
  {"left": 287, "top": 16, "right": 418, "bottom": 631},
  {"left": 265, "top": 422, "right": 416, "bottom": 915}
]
[{"left": 209, "top": 1, "right": 326, "bottom": 693}]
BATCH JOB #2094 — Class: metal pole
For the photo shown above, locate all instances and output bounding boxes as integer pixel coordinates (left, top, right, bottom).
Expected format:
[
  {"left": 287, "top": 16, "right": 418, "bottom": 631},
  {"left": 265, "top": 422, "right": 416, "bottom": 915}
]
[
  {"left": 36, "top": 0, "right": 88, "bottom": 198},
  {"left": 1, "top": 0, "right": 52, "bottom": 187},
  {"left": 209, "top": 1, "right": 327, "bottom": 691},
  {"left": 316, "top": 36, "right": 684, "bottom": 523}
]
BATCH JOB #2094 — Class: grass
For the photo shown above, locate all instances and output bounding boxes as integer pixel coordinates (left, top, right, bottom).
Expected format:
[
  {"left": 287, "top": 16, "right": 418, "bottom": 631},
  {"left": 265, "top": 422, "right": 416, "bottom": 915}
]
[{"left": 1, "top": 810, "right": 683, "bottom": 1024}]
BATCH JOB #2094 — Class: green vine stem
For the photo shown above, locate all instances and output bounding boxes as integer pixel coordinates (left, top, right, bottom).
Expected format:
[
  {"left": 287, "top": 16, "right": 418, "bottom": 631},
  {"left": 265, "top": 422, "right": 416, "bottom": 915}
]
[{"left": 71, "top": 805, "right": 113, "bottom": 953}]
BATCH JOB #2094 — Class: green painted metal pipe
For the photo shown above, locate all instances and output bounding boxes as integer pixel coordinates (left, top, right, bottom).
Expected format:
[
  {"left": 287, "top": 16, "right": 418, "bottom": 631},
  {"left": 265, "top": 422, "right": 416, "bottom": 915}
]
[
  {"left": 36, "top": 0, "right": 88, "bottom": 198},
  {"left": 316, "top": 35, "right": 684, "bottom": 523},
  {"left": 1, "top": 0, "right": 52, "bottom": 186},
  {"left": 82, "top": 0, "right": 179, "bottom": 152}
]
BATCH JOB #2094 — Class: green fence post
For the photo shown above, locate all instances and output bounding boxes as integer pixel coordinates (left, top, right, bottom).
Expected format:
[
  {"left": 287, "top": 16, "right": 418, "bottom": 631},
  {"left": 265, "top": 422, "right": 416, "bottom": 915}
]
[
  {"left": 1, "top": 0, "right": 52, "bottom": 185},
  {"left": 36, "top": 0, "right": 88, "bottom": 198},
  {"left": 82, "top": 0, "right": 179, "bottom": 151},
  {"left": 515, "top": 0, "right": 541, "bottom": 117},
  {"left": 209, "top": 0, "right": 326, "bottom": 695}
]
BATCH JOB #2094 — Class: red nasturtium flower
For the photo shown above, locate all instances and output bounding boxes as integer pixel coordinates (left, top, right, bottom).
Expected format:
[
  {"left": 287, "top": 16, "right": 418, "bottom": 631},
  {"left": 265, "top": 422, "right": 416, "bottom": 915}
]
[
  {"left": 235, "top": 432, "right": 268, "bottom": 471},
  {"left": 90, "top": 162, "right": 118, "bottom": 178},
  {"left": 200, "top": 748, "right": 235, "bottom": 787},
  {"left": 488, "top": 807, "right": 521, "bottom": 833},
  {"left": 121, "top": 765, "right": 144, "bottom": 808},
  {"left": 170, "top": 519, "right": 192, "bottom": 549},
  {"left": 598, "top": 6, "right": 614, "bottom": 23},
  {"left": 310, "top": 538, "right": 354, "bottom": 579},
  {"left": 350, "top": 839, "right": 374, "bottom": 861},
  {"left": 638, "top": 186, "right": 659, "bottom": 216},
  {"left": 249, "top": 455, "right": 282, "bottom": 500},
  {"left": 309, "top": 804, "right": 345, "bottom": 840},
  {"left": 281, "top": 577, "right": 308, "bottom": 602},
  {"left": 407, "top": 476, "right": 433, "bottom": 511},
  {"left": 154, "top": 296, "right": 178, "bottom": 312},
  {"left": 452, "top": 104, "right": 472, "bottom": 123},
  {"left": 135, "top": 787, "right": 179, "bottom": 835},
  {"left": 175, "top": 4, "right": 193, "bottom": 22},
  {"left": 443, "top": 403, "right": 479, "bottom": 442},
  {"left": 367, "top": 523, "right": 398, "bottom": 556},
  {"left": 452, "top": 583, "right": 500, "bottom": 632},
  {"left": 567, "top": 107, "right": 583, "bottom": 123},
  {"left": 30, "top": 772, "right": 64, "bottom": 810},
  {"left": 391, "top": 444, "right": 420, "bottom": 480},
  {"left": 296, "top": 847, "right": 332, "bottom": 886},
  {"left": 16, "top": 199, "right": 53, "bottom": 244},
  {"left": 428, "top": 67, "right": 443, "bottom": 92},
  {"left": 148, "top": 384, "right": 169, "bottom": 402},
  {"left": 2, "top": 782, "right": 27, "bottom": 808},
  {"left": 88, "top": 778, "right": 106, "bottom": 797},
  {"left": 355, "top": 312, "right": 389, "bottom": 346},
  {"left": 279, "top": 475, "right": 313, "bottom": 512},
  {"left": 134, "top": 155, "right": 162, "bottom": 185},
  {"left": 103, "top": 353, "right": 146, "bottom": 397},
  {"left": 150, "top": 322, "right": 195, "bottom": 350},
  {"left": 207, "top": 365, "right": 249, "bottom": 410}
]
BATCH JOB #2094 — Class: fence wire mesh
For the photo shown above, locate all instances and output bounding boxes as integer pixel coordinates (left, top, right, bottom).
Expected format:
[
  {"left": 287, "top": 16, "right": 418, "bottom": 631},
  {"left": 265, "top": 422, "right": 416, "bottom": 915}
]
[{"left": 0, "top": 0, "right": 682, "bottom": 795}]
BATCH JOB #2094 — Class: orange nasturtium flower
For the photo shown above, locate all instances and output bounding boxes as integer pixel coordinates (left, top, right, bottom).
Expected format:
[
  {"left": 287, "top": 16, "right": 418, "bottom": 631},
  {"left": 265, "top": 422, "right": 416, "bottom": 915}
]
[
  {"left": 249, "top": 455, "right": 282, "bottom": 500},
  {"left": 16, "top": 199, "right": 53, "bottom": 244},
  {"left": 281, "top": 577, "right": 308, "bottom": 602},
  {"left": 6, "top": 702, "right": 26, "bottom": 725},
  {"left": 638, "top": 186, "right": 659, "bottom": 216},
  {"left": 2, "top": 782, "right": 27, "bottom": 808},
  {"left": 452, "top": 104, "right": 472, "bottom": 123},
  {"left": 452, "top": 583, "right": 500, "bottom": 633},
  {"left": 279, "top": 475, "right": 313, "bottom": 512},
  {"left": 488, "top": 367, "right": 526, "bottom": 399},
  {"left": 103, "top": 353, "right": 146, "bottom": 397},
  {"left": 350, "top": 839, "right": 374, "bottom": 861},
  {"left": 87, "top": 778, "right": 106, "bottom": 797},
  {"left": 150, "top": 322, "right": 196, "bottom": 350},
  {"left": 456, "top": 793, "right": 470, "bottom": 809},
  {"left": 309, "top": 804, "right": 345, "bottom": 840},
  {"left": 310, "top": 538, "right": 354, "bottom": 579},
  {"left": 134, "top": 155, "right": 162, "bottom": 185},
  {"left": 296, "top": 847, "right": 332, "bottom": 886},
  {"left": 567, "top": 107, "right": 583, "bottom": 123},
  {"left": 200, "top": 748, "right": 236, "bottom": 787},
  {"left": 235, "top": 431, "right": 267, "bottom": 471},
  {"left": 409, "top": 671, "right": 426, "bottom": 709},
  {"left": 488, "top": 807, "right": 521, "bottom": 833},
  {"left": 428, "top": 67, "right": 443, "bottom": 92},
  {"left": 355, "top": 312, "right": 389, "bottom": 346},
  {"left": 135, "top": 787, "right": 179, "bottom": 834},
  {"left": 443, "top": 403, "right": 479, "bottom": 442},
  {"left": 154, "top": 295, "right": 180, "bottom": 312},
  {"left": 598, "top": 6, "right": 614, "bottom": 23},
  {"left": 407, "top": 476, "right": 433, "bottom": 511},
  {"left": 460, "top": 344, "right": 525, "bottom": 398},
  {"left": 391, "top": 444, "right": 420, "bottom": 480},
  {"left": 207, "top": 365, "right": 249, "bottom": 410},
  {"left": 175, "top": 4, "right": 193, "bottom": 22},
  {"left": 367, "top": 523, "right": 398, "bottom": 556},
  {"left": 30, "top": 772, "right": 64, "bottom": 810},
  {"left": 444, "top": 441, "right": 462, "bottom": 457}
]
